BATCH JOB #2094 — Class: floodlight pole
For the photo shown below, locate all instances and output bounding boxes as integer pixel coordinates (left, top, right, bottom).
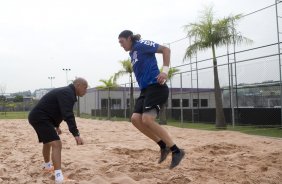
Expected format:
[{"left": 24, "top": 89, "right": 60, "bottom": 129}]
[
  {"left": 48, "top": 76, "right": 55, "bottom": 88},
  {"left": 62, "top": 68, "right": 71, "bottom": 85}
]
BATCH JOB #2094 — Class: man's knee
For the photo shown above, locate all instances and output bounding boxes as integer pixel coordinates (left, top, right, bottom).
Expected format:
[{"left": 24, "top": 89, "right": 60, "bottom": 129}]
[
  {"left": 142, "top": 113, "right": 155, "bottom": 126},
  {"left": 50, "top": 140, "right": 62, "bottom": 150},
  {"left": 131, "top": 113, "right": 141, "bottom": 124}
]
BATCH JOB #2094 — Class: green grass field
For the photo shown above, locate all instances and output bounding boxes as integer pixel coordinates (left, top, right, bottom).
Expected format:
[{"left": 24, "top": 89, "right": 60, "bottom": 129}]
[
  {"left": 1, "top": 112, "right": 281, "bottom": 138},
  {"left": 82, "top": 114, "right": 282, "bottom": 138},
  {"left": 0, "top": 111, "right": 29, "bottom": 119},
  {"left": 167, "top": 121, "right": 282, "bottom": 138}
]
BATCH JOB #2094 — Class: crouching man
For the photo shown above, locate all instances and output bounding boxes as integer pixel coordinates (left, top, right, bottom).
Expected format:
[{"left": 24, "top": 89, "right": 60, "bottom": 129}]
[{"left": 28, "top": 77, "right": 88, "bottom": 184}]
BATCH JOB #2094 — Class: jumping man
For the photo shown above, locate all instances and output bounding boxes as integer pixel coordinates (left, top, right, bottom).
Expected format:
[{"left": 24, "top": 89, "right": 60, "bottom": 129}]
[
  {"left": 28, "top": 78, "right": 88, "bottom": 183},
  {"left": 118, "top": 30, "right": 185, "bottom": 169}
]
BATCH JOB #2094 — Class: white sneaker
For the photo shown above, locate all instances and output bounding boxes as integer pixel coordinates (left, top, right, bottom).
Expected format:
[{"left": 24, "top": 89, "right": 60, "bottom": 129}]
[
  {"left": 42, "top": 163, "right": 54, "bottom": 172},
  {"left": 55, "top": 172, "right": 64, "bottom": 184}
]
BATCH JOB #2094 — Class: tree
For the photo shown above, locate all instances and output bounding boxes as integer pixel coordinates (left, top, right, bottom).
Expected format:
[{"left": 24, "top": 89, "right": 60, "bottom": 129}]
[
  {"left": 115, "top": 59, "right": 134, "bottom": 118},
  {"left": 6, "top": 102, "right": 16, "bottom": 111},
  {"left": 159, "top": 67, "right": 180, "bottom": 125},
  {"left": 97, "top": 75, "right": 119, "bottom": 120},
  {"left": 0, "top": 84, "right": 7, "bottom": 115},
  {"left": 183, "top": 6, "right": 252, "bottom": 129},
  {"left": 14, "top": 95, "right": 23, "bottom": 102},
  {"left": 0, "top": 95, "right": 6, "bottom": 102}
]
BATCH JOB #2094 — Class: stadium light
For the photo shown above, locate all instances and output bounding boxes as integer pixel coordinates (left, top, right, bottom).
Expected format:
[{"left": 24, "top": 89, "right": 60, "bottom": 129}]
[
  {"left": 48, "top": 76, "right": 55, "bottom": 88},
  {"left": 62, "top": 68, "right": 71, "bottom": 85}
]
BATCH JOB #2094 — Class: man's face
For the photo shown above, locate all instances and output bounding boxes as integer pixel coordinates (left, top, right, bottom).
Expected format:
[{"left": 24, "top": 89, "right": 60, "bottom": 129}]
[
  {"left": 77, "top": 83, "right": 88, "bottom": 97},
  {"left": 119, "top": 37, "right": 132, "bottom": 51}
]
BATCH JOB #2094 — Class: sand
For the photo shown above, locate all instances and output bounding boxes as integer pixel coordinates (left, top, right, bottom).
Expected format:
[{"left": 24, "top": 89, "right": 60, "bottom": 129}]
[{"left": 0, "top": 118, "right": 281, "bottom": 184}]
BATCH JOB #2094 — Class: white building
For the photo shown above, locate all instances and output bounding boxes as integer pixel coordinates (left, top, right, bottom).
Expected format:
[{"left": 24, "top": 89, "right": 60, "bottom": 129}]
[
  {"left": 79, "top": 87, "right": 216, "bottom": 115},
  {"left": 34, "top": 88, "right": 53, "bottom": 100}
]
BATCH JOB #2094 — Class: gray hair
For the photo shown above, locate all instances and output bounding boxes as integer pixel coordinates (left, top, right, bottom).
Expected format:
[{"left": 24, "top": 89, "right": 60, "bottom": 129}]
[{"left": 73, "top": 77, "right": 88, "bottom": 87}]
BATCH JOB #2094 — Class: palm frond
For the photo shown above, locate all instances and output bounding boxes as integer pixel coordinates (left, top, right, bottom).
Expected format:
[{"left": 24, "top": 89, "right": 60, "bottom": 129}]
[
  {"left": 183, "top": 6, "right": 252, "bottom": 63},
  {"left": 115, "top": 70, "right": 128, "bottom": 80},
  {"left": 97, "top": 75, "right": 119, "bottom": 90},
  {"left": 183, "top": 41, "right": 208, "bottom": 61},
  {"left": 168, "top": 68, "right": 180, "bottom": 79}
]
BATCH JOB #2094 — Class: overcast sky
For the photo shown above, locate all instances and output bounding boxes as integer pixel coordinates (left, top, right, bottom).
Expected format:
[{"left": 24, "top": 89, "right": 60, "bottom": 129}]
[{"left": 0, "top": 0, "right": 279, "bottom": 93}]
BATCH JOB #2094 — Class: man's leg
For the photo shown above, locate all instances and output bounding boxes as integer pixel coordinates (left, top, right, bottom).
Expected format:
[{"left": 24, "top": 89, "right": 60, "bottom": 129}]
[
  {"left": 43, "top": 143, "right": 51, "bottom": 163},
  {"left": 50, "top": 140, "right": 62, "bottom": 170},
  {"left": 42, "top": 143, "right": 53, "bottom": 171},
  {"left": 142, "top": 112, "right": 185, "bottom": 169},
  {"left": 142, "top": 113, "right": 174, "bottom": 147},
  {"left": 44, "top": 140, "right": 64, "bottom": 184},
  {"left": 131, "top": 112, "right": 170, "bottom": 163},
  {"left": 131, "top": 113, "right": 161, "bottom": 143}
]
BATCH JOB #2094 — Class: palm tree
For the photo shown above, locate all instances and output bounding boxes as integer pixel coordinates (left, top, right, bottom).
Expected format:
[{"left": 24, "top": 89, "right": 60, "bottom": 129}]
[
  {"left": 183, "top": 6, "right": 252, "bottom": 129},
  {"left": 97, "top": 75, "right": 119, "bottom": 120},
  {"left": 159, "top": 67, "right": 180, "bottom": 125},
  {"left": 115, "top": 59, "right": 134, "bottom": 118}
]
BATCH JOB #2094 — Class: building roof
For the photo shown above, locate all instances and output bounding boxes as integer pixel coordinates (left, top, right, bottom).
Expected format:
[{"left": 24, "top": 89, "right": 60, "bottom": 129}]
[{"left": 87, "top": 86, "right": 214, "bottom": 93}]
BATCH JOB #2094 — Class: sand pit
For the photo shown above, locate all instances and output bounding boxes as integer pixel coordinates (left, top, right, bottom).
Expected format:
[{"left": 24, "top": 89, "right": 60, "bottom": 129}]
[{"left": 0, "top": 118, "right": 281, "bottom": 184}]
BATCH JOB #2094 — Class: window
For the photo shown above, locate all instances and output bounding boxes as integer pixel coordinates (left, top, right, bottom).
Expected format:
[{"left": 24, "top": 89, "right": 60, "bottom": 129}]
[
  {"left": 111, "top": 99, "right": 121, "bottom": 109},
  {"left": 101, "top": 99, "right": 108, "bottom": 109},
  {"left": 193, "top": 99, "right": 199, "bottom": 107},
  {"left": 201, "top": 99, "right": 208, "bottom": 107},
  {"left": 172, "top": 99, "right": 180, "bottom": 107},
  {"left": 182, "top": 99, "right": 189, "bottom": 107}
]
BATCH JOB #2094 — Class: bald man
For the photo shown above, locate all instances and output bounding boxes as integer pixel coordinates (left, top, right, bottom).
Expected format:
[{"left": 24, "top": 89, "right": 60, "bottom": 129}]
[{"left": 28, "top": 78, "right": 88, "bottom": 184}]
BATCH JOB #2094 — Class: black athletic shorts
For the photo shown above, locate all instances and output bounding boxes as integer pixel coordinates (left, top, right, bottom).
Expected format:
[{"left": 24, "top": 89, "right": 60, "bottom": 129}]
[
  {"left": 134, "top": 83, "right": 169, "bottom": 114},
  {"left": 28, "top": 118, "right": 60, "bottom": 144}
]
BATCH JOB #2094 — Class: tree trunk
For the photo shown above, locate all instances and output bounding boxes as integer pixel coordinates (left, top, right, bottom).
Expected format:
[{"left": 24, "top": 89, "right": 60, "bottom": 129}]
[
  {"left": 77, "top": 96, "right": 80, "bottom": 117},
  {"left": 212, "top": 44, "right": 226, "bottom": 129},
  {"left": 107, "top": 89, "right": 111, "bottom": 120},
  {"left": 129, "top": 74, "right": 134, "bottom": 121},
  {"left": 3, "top": 102, "right": 6, "bottom": 116},
  {"left": 159, "top": 102, "right": 167, "bottom": 125}
]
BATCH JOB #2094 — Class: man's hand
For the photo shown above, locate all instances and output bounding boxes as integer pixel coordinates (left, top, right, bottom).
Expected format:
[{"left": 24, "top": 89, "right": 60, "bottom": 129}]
[
  {"left": 75, "top": 136, "right": 84, "bottom": 145},
  {"left": 157, "top": 72, "right": 168, "bottom": 85},
  {"left": 56, "top": 127, "right": 62, "bottom": 135}
]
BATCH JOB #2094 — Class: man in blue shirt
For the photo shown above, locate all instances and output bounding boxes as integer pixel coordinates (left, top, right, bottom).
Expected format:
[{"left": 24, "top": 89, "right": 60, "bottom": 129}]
[{"left": 118, "top": 30, "right": 185, "bottom": 169}]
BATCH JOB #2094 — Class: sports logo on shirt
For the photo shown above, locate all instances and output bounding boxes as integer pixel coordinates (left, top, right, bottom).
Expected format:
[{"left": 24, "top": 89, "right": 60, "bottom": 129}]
[
  {"left": 139, "top": 40, "right": 156, "bottom": 47},
  {"left": 131, "top": 51, "right": 138, "bottom": 66}
]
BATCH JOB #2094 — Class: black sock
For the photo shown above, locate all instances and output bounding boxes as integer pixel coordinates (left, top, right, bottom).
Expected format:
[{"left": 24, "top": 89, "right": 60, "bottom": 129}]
[
  {"left": 157, "top": 140, "right": 166, "bottom": 149},
  {"left": 170, "top": 144, "right": 180, "bottom": 154}
]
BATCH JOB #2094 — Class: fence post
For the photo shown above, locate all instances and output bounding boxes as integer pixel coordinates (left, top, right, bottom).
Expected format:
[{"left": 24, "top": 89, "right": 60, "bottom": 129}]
[
  {"left": 124, "top": 84, "right": 127, "bottom": 120},
  {"left": 180, "top": 73, "right": 183, "bottom": 127},
  {"left": 227, "top": 43, "right": 233, "bottom": 124},
  {"left": 275, "top": 0, "right": 282, "bottom": 128},
  {"left": 230, "top": 63, "right": 235, "bottom": 128}
]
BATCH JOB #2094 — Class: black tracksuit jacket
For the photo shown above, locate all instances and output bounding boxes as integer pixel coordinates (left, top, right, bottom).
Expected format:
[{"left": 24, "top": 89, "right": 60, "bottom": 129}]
[{"left": 28, "top": 84, "right": 79, "bottom": 137}]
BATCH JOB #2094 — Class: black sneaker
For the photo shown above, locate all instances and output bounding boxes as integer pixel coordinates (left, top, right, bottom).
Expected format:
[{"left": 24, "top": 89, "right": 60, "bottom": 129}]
[
  {"left": 158, "top": 147, "right": 170, "bottom": 163},
  {"left": 170, "top": 149, "right": 185, "bottom": 169}
]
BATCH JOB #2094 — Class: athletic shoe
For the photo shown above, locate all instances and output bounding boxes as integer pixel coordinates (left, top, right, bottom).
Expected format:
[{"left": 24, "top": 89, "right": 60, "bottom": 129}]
[
  {"left": 42, "top": 164, "right": 54, "bottom": 173},
  {"left": 55, "top": 172, "right": 64, "bottom": 184},
  {"left": 170, "top": 149, "right": 185, "bottom": 169},
  {"left": 158, "top": 147, "right": 170, "bottom": 163}
]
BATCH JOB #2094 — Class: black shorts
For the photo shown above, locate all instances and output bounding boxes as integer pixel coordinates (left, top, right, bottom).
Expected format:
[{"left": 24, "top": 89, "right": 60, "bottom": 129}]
[
  {"left": 28, "top": 119, "right": 60, "bottom": 144},
  {"left": 134, "top": 83, "right": 169, "bottom": 115}
]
